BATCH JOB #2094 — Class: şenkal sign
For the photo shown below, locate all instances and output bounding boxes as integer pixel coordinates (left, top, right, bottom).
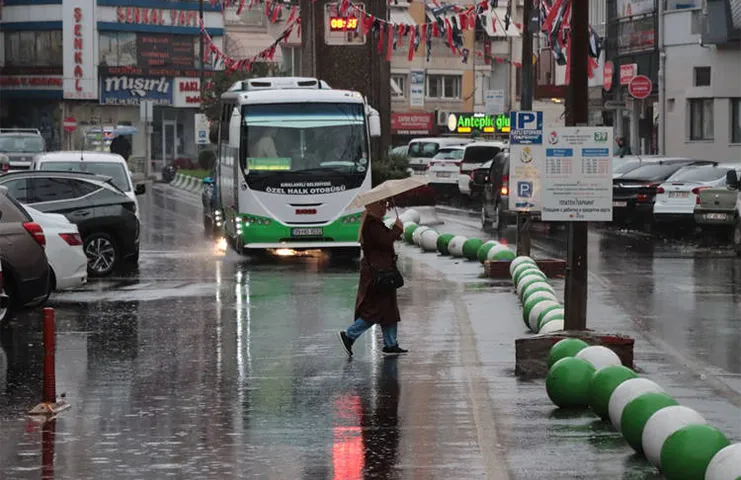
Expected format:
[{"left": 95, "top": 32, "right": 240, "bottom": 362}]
[{"left": 447, "top": 113, "right": 510, "bottom": 134}]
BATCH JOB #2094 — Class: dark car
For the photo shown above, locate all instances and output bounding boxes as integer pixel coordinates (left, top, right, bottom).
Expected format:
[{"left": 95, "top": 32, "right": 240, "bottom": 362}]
[
  {"left": 612, "top": 159, "right": 716, "bottom": 228},
  {"left": 0, "top": 185, "right": 51, "bottom": 322},
  {"left": 0, "top": 171, "right": 140, "bottom": 277},
  {"left": 480, "top": 151, "right": 518, "bottom": 230}
]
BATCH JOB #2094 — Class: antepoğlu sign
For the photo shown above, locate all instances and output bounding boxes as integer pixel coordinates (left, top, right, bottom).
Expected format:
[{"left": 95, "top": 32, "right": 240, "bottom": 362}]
[{"left": 447, "top": 113, "right": 510, "bottom": 134}]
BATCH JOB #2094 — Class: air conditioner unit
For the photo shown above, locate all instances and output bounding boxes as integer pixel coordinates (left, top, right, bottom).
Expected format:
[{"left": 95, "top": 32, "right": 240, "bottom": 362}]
[{"left": 436, "top": 110, "right": 451, "bottom": 126}]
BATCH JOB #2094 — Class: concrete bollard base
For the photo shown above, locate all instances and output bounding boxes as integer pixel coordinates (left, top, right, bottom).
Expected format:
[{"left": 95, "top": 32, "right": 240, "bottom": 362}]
[
  {"left": 515, "top": 330, "right": 634, "bottom": 378},
  {"left": 485, "top": 259, "right": 567, "bottom": 279},
  {"left": 28, "top": 400, "right": 71, "bottom": 416}
]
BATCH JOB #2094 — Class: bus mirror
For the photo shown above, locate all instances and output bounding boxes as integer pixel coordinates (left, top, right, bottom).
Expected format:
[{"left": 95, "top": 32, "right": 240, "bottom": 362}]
[{"left": 369, "top": 114, "right": 381, "bottom": 137}]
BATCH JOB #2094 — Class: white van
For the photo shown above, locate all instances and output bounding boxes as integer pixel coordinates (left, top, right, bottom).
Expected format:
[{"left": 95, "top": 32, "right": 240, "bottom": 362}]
[
  {"left": 458, "top": 141, "right": 508, "bottom": 197},
  {"left": 407, "top": 137, "right": 472, "bottom": 175},
  {"left": 30, "top": 151, "right": 145, "bottom": 216}
]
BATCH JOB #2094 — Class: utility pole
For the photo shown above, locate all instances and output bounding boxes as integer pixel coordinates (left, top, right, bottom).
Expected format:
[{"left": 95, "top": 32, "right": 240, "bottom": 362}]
[
  {"left": 516, "top": 0, "right": 534, "bottom": 256},
  {"left": 198, "top": 0, "right": 206, "bottom": 166},
  {"left": 563, "top": 0, "right": 589, "bottom": 330}
]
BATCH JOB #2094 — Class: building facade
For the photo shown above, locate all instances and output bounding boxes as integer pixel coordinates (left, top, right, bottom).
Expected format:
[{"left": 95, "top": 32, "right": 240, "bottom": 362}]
[
  {"left": 660, "top": 0, "right": 740, "bottom": 160},
  {"left": 0, "top": 0, "right": 224, "bottom": 167}
]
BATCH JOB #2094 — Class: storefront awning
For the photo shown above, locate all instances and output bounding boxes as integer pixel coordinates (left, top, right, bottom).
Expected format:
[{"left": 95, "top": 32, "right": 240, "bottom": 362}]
[{"left": 225, "top": 33, "right": 283, "bottom": 61}]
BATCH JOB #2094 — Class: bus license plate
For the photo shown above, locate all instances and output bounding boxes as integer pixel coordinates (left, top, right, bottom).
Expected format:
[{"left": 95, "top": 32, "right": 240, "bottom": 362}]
[{"left": 292, "top": 228, "right": 323, "bottom": 237}]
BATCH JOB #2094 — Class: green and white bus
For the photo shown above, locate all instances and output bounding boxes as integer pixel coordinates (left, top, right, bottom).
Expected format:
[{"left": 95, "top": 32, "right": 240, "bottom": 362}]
[{"left": 214, "top": 77, "right": 381, "bottom": 255}]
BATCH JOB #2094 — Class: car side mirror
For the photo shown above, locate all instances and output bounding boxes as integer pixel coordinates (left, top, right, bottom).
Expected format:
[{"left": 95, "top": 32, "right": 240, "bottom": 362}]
[
  {"left": 726, "top": 170, "right": 739, "bottom": 190},
  {"left": 135, "top": 184, "right": 146, "bottom": 195},
  {"left": 368, "top": 113, "right": 381, "bottom": 138}
]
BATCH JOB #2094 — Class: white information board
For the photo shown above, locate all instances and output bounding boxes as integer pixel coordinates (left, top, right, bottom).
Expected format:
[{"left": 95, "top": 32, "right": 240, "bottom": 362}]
[
  {"left": 484, "top": 89, "right": 505, "bottom": 115},
  {"left": 195, "top": 113, "right": 210, "bottom": 145},
  {"left": 508, "top": 111, "right": 544, "bottom": 212},
  {"left": 541, "top": 127, "right": 614, "bottom": 221}
]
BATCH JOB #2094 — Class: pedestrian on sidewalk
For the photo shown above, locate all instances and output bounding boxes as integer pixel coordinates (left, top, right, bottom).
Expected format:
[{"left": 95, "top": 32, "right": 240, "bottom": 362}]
[{"left": 337, "top": 200, "right": 408, "bottom": 357}]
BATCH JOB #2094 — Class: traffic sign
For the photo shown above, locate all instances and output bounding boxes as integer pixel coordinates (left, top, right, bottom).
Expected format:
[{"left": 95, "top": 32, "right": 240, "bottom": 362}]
[
  {"left": 63, "top": 117, "right": 77, "bottom": 133},
  {"left": 603, "top": 61, "right": 614, "bottom": 91},
  {"left": 628, "top": 75, "right": 653, "bottom": 99}
]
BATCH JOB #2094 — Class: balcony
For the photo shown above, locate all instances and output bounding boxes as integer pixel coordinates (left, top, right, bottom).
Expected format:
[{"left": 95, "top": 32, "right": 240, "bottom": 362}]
[{"left": 702, "top": 0, "right": 741, "bottom": 44}]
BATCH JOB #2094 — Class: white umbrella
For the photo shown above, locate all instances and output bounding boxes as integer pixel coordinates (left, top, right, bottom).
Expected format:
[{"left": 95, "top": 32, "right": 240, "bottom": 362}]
[{"left": 348, "top": 176, "right": 431, "bottom": 209}]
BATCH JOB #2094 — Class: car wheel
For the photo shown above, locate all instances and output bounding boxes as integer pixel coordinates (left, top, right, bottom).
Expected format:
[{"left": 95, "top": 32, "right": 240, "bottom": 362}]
[
  {"left": 84, "top": 233, "right": 119, "bottom": 277},
  {"left": 733, "top": 217, "right": 741, "bottom": 257},
  {"left": 481, "top": 205, "right": 492, "bottom": 229},
  {"left": 0, "top": 286, "right": 11, "bottom": 326}
]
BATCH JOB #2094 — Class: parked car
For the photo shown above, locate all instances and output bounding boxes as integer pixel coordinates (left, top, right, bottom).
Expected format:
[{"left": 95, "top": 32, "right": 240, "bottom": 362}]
[
  {"left": 24, "top": 206, "right": 87, "bottom": 291},
  {"left": 612, "top": 159, "right": 715, "bottom": 228},
  {"left": 613, "top": 156, "right": 692, "bottom": 179},
  {"left": 0, "top": 185, "right": 50, "bottom": 321},
  {"left": 426, "top": 146, "right": 466, "bottom": 195},
  {"left": 0, "top": 171, "right": 140, "bottom": 277},
  {"left": 653, "top": 164, "right": 741, "bottom": 224},
  {"left": 390, "top": 145, "right": 409, "bottom": 157},
  {"left": 0, "top": 128, "right": 46, "bottom": 171},
  {"left": 458, "top": 141, "right": 508, "bottom": 197},
  {"left": 406, "top": 137, "right": 471, "bottom": 176},
  {"left": 694, "top": 169, "right": 741, "bottom": 236},
  {"left": 481, "top": 151, "right": 517, "bottom": 230},
  {"left": 30, "top": 151, "right": 146, "bottom": 218}
]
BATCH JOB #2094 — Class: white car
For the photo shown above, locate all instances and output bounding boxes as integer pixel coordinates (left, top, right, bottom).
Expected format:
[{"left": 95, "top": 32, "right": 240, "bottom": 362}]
[
  {"left": 24, "top": 206, "right": 87, "bottom": 291},
  {"left": 653, "top": 163, "right": 741, "bottom": 223},
  {"left": 426, "top": 146, "right": 465, "bottom": 193},
  {"left": 30, "top": 151, "right": 146, "bottom": 218}
]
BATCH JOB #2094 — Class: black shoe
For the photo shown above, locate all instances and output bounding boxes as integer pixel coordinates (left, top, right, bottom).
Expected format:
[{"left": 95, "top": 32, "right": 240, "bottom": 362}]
[
  {"left": 382, "top": 345, "right": 408, "bottom": 356},
  {"left": 337, "top": 331, "right": 354, "bottom": 357}
]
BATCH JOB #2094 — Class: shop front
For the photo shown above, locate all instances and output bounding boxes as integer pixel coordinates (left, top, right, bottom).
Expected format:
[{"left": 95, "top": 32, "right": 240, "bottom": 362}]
[
  {"left": 0, "top": 73, "right": 64, "bottom": 151},
  {"left": 444, "top": 112, "right": 510, "bottom": 140},
  {"left": 390, "top": 112, "right": 435, "bottom": 147}
]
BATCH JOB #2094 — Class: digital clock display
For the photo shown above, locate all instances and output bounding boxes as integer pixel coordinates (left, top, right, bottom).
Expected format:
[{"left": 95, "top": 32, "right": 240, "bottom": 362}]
[{"left": 328, "top": 17, "right": 359, "bottom": 31}]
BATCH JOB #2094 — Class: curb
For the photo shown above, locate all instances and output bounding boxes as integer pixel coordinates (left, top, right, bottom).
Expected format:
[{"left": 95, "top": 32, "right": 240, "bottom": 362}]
[{"left": 544, "top": 340, "right": 740, "bottom": 479}]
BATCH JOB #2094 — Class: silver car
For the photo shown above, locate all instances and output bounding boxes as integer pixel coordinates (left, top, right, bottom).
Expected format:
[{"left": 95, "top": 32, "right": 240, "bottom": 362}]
[{"left": 0, "top": 128, "right": 46, "bottom": 171}]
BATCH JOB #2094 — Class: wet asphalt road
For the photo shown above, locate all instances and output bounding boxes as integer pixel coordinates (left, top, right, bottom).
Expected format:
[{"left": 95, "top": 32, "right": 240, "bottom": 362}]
[{"left": 0, "top": 186, "right": 738, "bottom": 479}]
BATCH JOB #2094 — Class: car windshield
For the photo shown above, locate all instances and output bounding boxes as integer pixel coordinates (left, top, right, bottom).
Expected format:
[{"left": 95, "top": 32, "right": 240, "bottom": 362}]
[
  {"left": 39, "top": 161, "right": 131, "bottom": 192},
  {"left": 433, "top": 148, "right": 464, "bottom": 160},
  {"left": 480, "top": 160, "right": 493, "bottom": 170},
  {"left": 667, "top": 166, "right": 732, "bottom": 183},
  {"left": 621, "top": 163, "right": 689, "bottom": 181},
  {"left": 241, "top": 103, "right": 368, "bottom": 175},
  {"left": 0, "top": 135, "right": 44, "bottom": 153},
  {"left": 408, "top": 141, "right": 440, "bottom": 158},
  {"left": 463, "top": 146, "right": 502, "bottom": 164}
]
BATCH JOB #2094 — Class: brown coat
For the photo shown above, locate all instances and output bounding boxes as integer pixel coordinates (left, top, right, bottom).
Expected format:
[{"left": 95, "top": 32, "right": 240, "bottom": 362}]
[{"left": 354, "top": 216, "right": 403, "bottom": 325}]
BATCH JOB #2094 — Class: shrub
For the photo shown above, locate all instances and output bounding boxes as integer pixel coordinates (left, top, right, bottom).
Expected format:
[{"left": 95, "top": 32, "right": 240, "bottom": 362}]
[
  {"left": 172, "top": 157, "right": 197, "bottom": 169},
  {"left": 198, "top": 148, "right": 217, "bottom": 170}
]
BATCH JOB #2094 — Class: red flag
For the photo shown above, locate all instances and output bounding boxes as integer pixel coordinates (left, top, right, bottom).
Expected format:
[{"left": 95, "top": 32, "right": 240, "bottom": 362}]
[
  {"left": 460, "top": 13, "right": 468, "bottom": 30},
  {"left": 421, "top": 23, "right": 428, "bottom": 44},
  {"left": 236, "top": 0, "right": 245, "bottom": 15},
  {"left": 432, "top": 20, "right": 439, "bottom": 37},
  {"left": 271, "top": 4, "right": 281, "bottom": 23},
  {"left": 541, "top": 0, "right": 564, "bottom": 34},
  {"left": 377, "top": 24, "right": 386, "bottom": 54},
  {"left": 287, "top": 5, "right": 297, "bottom": 23},
  {"left": 386, "top": 25, "right": 394, "bottom": 61},
  {"left": 361, "top": 13, "right": 373, "bottom": 35},
  {"left": 564, "top": 38, "right": 572, "bottom": 85},
  {"left": 588, "top": 57, "right": 597, "bottom": 79},
  {"left": 407, "top": 27, "right": 416, "bottom": 61},
  {"left": 445, "top": 18, "right": 454, "bottom": 52}
]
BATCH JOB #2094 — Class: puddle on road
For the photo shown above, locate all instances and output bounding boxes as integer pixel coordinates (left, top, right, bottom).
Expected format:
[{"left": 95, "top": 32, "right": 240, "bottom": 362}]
[{"left": 52, "top": 282, "right": 218, "bottom": 303}]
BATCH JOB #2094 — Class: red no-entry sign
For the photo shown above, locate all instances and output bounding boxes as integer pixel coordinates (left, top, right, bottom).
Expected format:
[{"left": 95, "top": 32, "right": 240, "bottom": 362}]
[
  {"left": 628, "top": 75, "right": 653, "bottom": 99},
  {"left": 63, "top": 117, "right": 77, "bottom": 133}
]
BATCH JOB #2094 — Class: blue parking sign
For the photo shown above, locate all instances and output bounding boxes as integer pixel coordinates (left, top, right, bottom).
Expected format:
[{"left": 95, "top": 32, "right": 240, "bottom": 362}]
[
  {"left": 509, "top": 111, "right": 544, "bottom": 145},
  {"left": 518, "top": 181, "right": 533, "bottom": 198}
]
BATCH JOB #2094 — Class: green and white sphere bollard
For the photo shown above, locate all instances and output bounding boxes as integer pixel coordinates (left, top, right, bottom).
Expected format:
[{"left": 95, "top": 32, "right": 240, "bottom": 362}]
[
  {"left": 641, "top": 405, "right": 707, "bottom": 469},
  {"left": 660, "top": 425, "right": 730, "bottom": 480},
  {"left": 436, "top": 233, "right": 456, "bottom": 255},
  {"left": 420, "top": 229, "right": 440, "bottom": 252},
  {"left": 400, "top": 208, "right": 421, "bottom": 224},
  {"left": 509, "top": 256, "right": 536, "bottom": 276},
  {"left": 621, "top": 392, "right": 679, "bottom": 452},
  {"left": 548, "top": 338, "right": 589, "bottom": 369},
  {"left": 575, "top": 345, "right": 622, "bottom": 371},
  {"left": 517, "top": 273, "right": 548, "bottom": 296},
  {"left": 384, "top": 217, "right": 396, "bottom": 229},
  {"left": 512, "top": 263, "right": 543, "bottom": 285},
  {"left": 412, "top": 226, "right": 430, "bottom": 246},
  {"left": 521, "top": 281, "right": 556, "bottom": 301},
  {"left": 608, "top": 378, "right": 665, "bottom": 432},
  {"left": 448, "top": 236, "right": 468, "bottom": 257},
  {"left": 588, "top": 365, "right": 638, "bottom": 420},
  {"left": 477, "top": 241, "right": 499, "bottom": 264},
  {"left": 522, "top": 294, "right": 557, "bottom": 327},
  {"left": 486, "top": 244, "right": 516, "bottom": 262},
  {"left": 403, "top": 223, "right": 419, "bottom": 244},
  {"left": 705, "top": 443, "right": 741, "bottom": 480},
  {"left": 528, "top": 300, "right": 561, "bottom": 332},
  {"left": 545, "top": 357, "right": 596, "bottom": 408},
  {"left": 539, "top": 319, "right": 564, "bottom": 333},
  {"left": 538, "top": 308, "right": 565, "bottom": 332},
  {"left": 462, "top": 238, "right": 484, "bottom": 260}
]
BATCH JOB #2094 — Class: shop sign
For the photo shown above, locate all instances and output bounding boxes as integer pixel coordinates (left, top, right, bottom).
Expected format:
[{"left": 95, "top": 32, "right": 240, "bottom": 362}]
[
  {"left": 0, "top": 76, "right": 63, "bottom": 90},
  {"left": 619, "top": 63, "right": 637, "bottom": 85},
  {"left": 616, "top": 16, "right": 656, "bottom": 54},
  {"left": 99, "top": 75, "right": 173, "bottom": 106},
  {"left": 390, "top": 113, "right": 433, "bottom": 135},
  {"left": 63, "top": 0, "right": 98, "bottom": 99},
  {"left": 116, "top": 7, "right": 200, "bottom": 27},
  {"left": 173, "top": 77, "right": 215, "bottom": 108},
  {"left": 447, "top": 112, "right": 510, "bottom": 134},
  {"left": 409, "top": 70, "right": 425, "bottom": 108},
  {"left": 137, "top": 34, "right": 197, "bottom": 69},
  {"left": 603, "top": 61, "right": 614, "bottom": 91},
  {"left": 617, "top": 0, "right": 655, "bottom": 18}
]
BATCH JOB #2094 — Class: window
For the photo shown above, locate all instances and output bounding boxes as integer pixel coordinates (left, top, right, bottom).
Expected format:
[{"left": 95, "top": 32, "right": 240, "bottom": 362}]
[
  {"left": 391, "top": 74, "right": 407, "bottom": 98},
  {"left": 731, "top": 98, "right": 741, "bottom": 143},
  {"left": 1, "top": 179, "right": 30, "bottom": 203},
  {"left": 73, "top": 180, "right": 102, "bottom": 197},
  {"left": 39, "top": 162, "right": 132, "bottom": 192},
  {"left": 281, "top": 46, "right": 302, "bottom": 76},
  {"left": 426, "top": 75, "right": 461, "bottom": 99},
  {"left": 28, "top": 178, "right": 78, "bottom": 204},
  {"left": 694, "top": 67, "right": 711, "bottom": 87},
  {"left": 4, "top": 31, "right": 63, "bottom": 67},
  {"left": 689, "top": 98, "right": 714, "bottom": 140}
]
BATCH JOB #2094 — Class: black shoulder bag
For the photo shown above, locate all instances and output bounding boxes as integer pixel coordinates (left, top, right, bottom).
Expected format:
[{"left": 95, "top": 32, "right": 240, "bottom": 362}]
[{"left": 368, "top": 257, "right": 404, "bottom": 292}]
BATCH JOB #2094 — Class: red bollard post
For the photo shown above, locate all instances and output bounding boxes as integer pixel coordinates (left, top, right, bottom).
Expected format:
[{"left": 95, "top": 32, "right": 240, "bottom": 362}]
[{"left": 42, "top": 307, "right": 56, "bottom": 404}]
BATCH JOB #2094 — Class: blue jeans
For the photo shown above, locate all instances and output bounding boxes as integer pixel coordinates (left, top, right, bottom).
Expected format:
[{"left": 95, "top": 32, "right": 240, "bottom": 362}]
[{"left": 346, "top": 318, "right": 398, "bottom": 348}]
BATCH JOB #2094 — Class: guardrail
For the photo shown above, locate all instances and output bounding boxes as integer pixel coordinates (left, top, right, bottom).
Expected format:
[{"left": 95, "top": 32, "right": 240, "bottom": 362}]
[{"left": 169, "top": 173, "right": 204, "bottom": 194}]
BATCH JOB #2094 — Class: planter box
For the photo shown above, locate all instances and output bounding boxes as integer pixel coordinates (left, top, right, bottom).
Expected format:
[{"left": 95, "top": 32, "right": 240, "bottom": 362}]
[{"left": 484, "top": 258, "right": 567, "bottom": 279}]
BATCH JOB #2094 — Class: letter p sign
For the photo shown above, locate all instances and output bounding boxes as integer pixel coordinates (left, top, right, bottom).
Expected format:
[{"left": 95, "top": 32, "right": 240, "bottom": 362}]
[
  {"left": 510, "top": 111, "right": 544, "bottom": 130},
  {"left": 517, "top": 181, "right": 533, "bottom": 198}
]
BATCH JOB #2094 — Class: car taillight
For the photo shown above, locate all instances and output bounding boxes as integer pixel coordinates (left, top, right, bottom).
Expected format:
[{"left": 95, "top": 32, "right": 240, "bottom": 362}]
[
  {"left": 59, "top": 233, "right": 82, "bottom": 246},
  {"left": 656, "top": 186, "right": 665, "bottom": 194},
  {"left": 23, "top": 222, "right": 45, "bottom": 247},
  {"left": 692, "top": 186, "right": 708, "bottom": 204},
  {"left": 501, "top": 185, "right": 509, "bottom": 195}
]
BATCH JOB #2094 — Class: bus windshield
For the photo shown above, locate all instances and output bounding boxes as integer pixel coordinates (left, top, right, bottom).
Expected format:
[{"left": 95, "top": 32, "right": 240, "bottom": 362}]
[{"left": 241, "top": 103, "right": 368, "bottom": 176}]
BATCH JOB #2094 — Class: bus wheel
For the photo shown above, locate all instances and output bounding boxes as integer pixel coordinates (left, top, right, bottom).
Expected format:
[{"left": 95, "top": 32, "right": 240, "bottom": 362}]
[{"left": 234, "top": 235, "right": 246, "bottom": 255}]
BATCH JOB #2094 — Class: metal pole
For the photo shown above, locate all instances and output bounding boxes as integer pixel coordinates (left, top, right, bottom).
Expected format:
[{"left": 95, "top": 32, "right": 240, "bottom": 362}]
[
  {"left": 198, "top": 0, "right": 206, "bottom": 167},
  {"left": 516, "top": 0, "right": 535, "bottom": 256},
  {"left": 42, "top": 307, "right": 56, "bottom": 404},
  {"left": 563, "top": 0, "right": 590, "bottom": 330}
]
